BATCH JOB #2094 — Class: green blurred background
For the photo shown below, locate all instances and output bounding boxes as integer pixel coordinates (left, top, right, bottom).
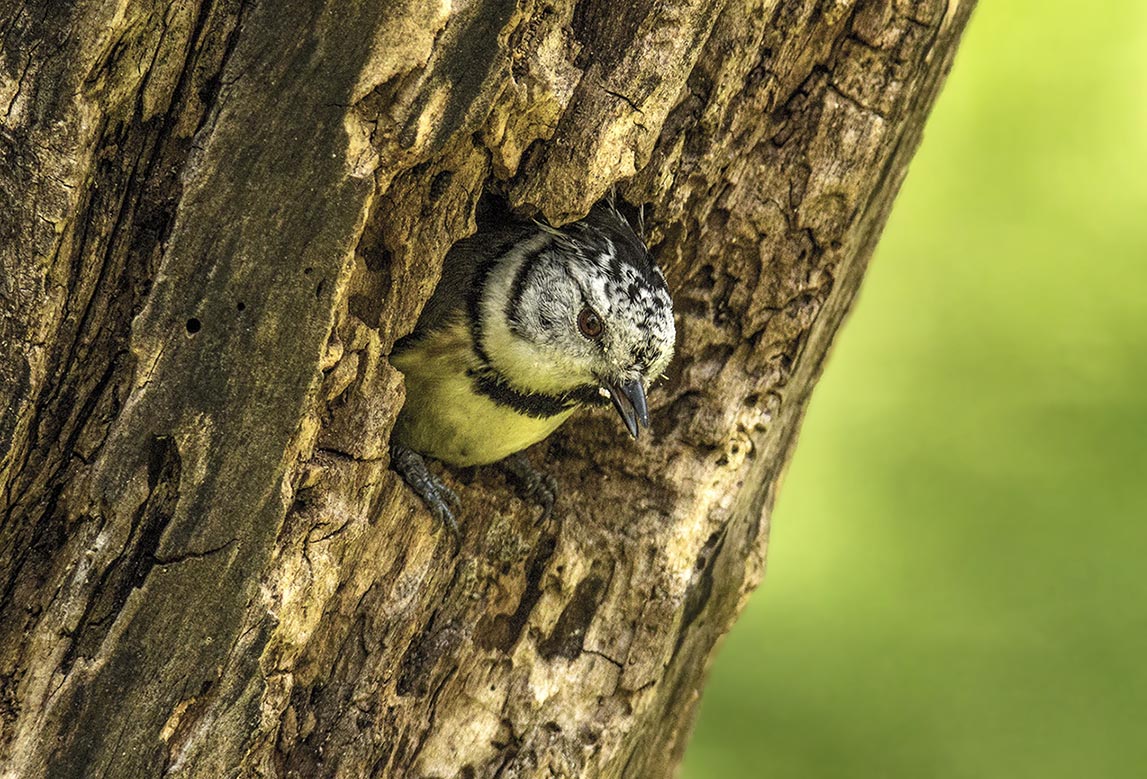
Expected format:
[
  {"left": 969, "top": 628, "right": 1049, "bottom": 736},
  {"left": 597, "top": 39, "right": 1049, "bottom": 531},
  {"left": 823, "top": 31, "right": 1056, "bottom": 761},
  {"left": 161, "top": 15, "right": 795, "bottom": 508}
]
[{"left": 684, "top": 1, "right": 1147, "bottom": 777}]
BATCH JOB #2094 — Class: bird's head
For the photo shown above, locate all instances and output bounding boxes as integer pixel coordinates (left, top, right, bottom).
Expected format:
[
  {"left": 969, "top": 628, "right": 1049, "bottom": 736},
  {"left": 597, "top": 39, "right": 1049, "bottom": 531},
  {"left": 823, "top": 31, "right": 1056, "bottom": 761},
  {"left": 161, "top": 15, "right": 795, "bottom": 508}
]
[{"left": 476, "top": 202, "right": 676, "bottom": 436}]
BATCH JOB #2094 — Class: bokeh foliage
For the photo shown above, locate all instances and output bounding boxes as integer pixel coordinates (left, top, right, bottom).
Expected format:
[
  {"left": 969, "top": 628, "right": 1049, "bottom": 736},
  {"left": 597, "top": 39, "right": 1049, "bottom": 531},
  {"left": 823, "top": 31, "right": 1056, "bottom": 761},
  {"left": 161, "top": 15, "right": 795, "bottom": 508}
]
[{"left": 685, "top": 1, "right": 1147, "bottom": 776}]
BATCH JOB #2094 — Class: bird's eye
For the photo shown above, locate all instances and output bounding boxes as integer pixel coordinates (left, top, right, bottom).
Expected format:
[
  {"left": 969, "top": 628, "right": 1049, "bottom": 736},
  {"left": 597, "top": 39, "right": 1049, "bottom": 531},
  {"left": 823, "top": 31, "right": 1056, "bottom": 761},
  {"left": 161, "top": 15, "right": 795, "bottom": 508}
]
[{"left": 577, "top": 307, "right": 604, "bottom": 339}]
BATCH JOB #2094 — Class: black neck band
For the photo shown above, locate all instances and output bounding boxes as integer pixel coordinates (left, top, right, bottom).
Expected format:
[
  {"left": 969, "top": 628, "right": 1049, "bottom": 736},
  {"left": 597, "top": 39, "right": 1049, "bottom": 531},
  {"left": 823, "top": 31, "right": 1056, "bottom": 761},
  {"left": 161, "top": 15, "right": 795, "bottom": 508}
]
[{"left": 468, "top": 366, "right": 603, "bottom": 419}]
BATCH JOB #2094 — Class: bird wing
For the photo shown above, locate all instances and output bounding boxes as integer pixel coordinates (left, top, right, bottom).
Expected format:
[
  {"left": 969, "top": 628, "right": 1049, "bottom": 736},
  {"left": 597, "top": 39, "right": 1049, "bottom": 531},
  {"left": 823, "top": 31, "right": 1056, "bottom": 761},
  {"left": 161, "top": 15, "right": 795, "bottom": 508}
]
[{"left": 393, "top": 218, "right": 537, "bottom": 354}]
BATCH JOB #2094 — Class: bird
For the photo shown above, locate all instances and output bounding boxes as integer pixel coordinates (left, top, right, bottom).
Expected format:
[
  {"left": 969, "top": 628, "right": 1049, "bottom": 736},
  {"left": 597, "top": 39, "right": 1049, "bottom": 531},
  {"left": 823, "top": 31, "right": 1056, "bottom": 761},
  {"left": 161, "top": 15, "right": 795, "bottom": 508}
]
[{"left": 388, "top": 198, "right": 676, "bottom": 537}]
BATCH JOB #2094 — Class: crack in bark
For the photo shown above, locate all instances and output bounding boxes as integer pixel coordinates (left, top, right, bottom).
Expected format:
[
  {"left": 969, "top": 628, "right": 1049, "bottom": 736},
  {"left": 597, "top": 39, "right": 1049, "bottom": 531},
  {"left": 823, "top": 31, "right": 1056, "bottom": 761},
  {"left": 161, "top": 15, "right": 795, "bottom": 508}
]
[
  {"left": 152, "top": 537, "right": 238, "bottom": 566},
  {"left": 315, "top": 445, "right": 384, "bottom": 463},
  {"left": 602, "top": 88, "right": 643, "bottom": 114},
  {"left": 58, "top": 434, "right": 182, "bottom": 672},
  {"left": 537, "top": 566, "right": 612, "bottom": 661},
  {"left": 581, "top": 648, "right": 624, "bottom": 670},
  {"left": 671, "top": 525, "right": 727, "bottom": 660}
]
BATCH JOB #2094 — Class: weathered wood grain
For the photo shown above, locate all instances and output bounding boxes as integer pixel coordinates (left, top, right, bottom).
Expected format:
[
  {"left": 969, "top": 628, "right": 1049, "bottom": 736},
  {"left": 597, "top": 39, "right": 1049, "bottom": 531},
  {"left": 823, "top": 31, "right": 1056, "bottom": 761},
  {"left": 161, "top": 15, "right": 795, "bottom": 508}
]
[{"left": 0, "top": 0, "right": 974, "bottom": 776}]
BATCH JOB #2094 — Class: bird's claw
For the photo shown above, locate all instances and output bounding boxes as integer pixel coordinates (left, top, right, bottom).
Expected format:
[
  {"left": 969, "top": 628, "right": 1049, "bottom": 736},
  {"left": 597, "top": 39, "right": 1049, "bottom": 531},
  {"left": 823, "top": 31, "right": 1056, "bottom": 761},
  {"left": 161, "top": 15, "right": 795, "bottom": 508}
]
[
  {"left": 501, "top": 451, "right": 559, "bottom": 521},
  {"left": 390, "top": 444, "right": 461, "bottom": 544}
]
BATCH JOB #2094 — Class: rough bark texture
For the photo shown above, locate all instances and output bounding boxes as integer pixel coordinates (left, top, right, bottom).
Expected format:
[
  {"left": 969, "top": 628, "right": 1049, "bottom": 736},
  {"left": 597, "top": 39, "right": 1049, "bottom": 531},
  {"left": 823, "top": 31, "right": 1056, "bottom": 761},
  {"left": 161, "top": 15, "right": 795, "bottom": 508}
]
[{"left": 0, "top": 0, "right": 973, "bottom": 777}]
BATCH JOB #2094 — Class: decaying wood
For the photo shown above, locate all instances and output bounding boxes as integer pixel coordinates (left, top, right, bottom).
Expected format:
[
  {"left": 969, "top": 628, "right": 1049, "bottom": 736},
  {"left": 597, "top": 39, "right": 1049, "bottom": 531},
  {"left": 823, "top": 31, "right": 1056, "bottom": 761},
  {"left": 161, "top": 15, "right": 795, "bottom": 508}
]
[{"left": 0, "top": 0, "right": 973, "bottom": 776}]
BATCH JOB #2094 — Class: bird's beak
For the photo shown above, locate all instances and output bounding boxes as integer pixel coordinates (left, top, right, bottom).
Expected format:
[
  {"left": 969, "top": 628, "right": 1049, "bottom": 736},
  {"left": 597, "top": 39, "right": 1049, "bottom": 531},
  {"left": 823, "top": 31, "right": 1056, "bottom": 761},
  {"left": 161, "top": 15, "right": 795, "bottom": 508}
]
[{"left": 602, "top": 377, "right": 650, "bottom": 439}]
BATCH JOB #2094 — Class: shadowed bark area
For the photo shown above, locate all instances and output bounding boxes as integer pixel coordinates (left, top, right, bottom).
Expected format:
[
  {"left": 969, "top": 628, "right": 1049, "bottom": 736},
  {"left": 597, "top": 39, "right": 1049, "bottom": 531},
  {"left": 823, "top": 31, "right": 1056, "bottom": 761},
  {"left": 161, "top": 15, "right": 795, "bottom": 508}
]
[{"left": 0, "top": 0, "right": 973, "bottom": 776}]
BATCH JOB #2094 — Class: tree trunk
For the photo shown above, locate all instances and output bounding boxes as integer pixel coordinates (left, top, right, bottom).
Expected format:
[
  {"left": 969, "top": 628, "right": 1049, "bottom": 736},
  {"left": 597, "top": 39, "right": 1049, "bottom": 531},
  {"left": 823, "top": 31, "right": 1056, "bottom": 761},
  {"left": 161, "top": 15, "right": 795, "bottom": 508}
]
[{"left": 0, "top": 0, "right": 973, "bottom": 776}]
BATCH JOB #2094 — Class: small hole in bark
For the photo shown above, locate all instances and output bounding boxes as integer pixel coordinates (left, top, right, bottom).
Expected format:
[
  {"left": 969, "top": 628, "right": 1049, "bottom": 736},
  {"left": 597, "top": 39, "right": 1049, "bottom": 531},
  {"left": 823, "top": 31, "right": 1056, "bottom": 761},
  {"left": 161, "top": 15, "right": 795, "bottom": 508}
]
[
  {"left": 303, "top": 267, "right": 314, "bottom": 275},
  {"left": 236, "top": 301, "right": 246, "bottom": 312},
  {"left": 185, "top": 318, "right": 201, "bottom": 334}
]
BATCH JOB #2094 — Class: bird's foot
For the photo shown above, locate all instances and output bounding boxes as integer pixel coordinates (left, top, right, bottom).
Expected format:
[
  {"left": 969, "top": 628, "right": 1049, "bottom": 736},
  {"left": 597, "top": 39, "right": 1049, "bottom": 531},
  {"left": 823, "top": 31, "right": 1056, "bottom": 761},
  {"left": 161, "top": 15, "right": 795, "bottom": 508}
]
[
  {"left": 390, "top": 444, "right": 462, "bottom": 542},
  {"left": 500, "top": 451, "right": 559, "bottom": 521}
]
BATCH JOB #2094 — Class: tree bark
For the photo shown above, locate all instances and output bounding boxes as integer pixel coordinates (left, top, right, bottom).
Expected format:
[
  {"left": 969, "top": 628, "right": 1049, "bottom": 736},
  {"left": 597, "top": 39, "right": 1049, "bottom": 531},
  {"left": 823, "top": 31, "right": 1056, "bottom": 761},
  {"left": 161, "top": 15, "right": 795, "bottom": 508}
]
[{"left": 0, "top": 0, "right": 973, "bottom": 776}]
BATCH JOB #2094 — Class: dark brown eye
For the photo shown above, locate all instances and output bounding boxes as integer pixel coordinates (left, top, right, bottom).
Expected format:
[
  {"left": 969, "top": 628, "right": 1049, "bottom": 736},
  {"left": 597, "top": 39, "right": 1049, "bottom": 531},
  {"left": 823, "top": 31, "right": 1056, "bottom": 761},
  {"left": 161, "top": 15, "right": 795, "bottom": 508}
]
[{"left": 577, "top": 307, "right": 604, "bottom": 339}]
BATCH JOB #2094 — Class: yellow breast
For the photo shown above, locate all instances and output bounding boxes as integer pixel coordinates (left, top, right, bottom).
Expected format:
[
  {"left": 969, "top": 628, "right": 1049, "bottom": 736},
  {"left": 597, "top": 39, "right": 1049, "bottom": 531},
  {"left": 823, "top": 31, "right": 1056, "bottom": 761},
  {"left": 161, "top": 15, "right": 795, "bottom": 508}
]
[{"left": 390, "top": 323, "right": 577, "bottom": 466}]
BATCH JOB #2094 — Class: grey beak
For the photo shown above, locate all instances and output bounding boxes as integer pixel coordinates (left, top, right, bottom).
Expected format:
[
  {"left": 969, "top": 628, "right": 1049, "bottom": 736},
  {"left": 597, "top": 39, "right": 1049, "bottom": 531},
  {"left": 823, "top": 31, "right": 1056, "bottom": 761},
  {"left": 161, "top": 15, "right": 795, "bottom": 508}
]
[{"left": 604, "top": 377, "right": 650, "bottom": 439}]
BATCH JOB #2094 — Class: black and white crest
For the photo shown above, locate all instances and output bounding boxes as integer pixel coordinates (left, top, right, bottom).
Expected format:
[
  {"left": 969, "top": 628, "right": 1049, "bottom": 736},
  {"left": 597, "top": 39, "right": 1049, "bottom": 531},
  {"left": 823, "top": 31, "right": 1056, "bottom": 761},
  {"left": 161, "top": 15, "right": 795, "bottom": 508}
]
[{"left": 570, "top": 202, "right": 674, "bottom": 372}]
